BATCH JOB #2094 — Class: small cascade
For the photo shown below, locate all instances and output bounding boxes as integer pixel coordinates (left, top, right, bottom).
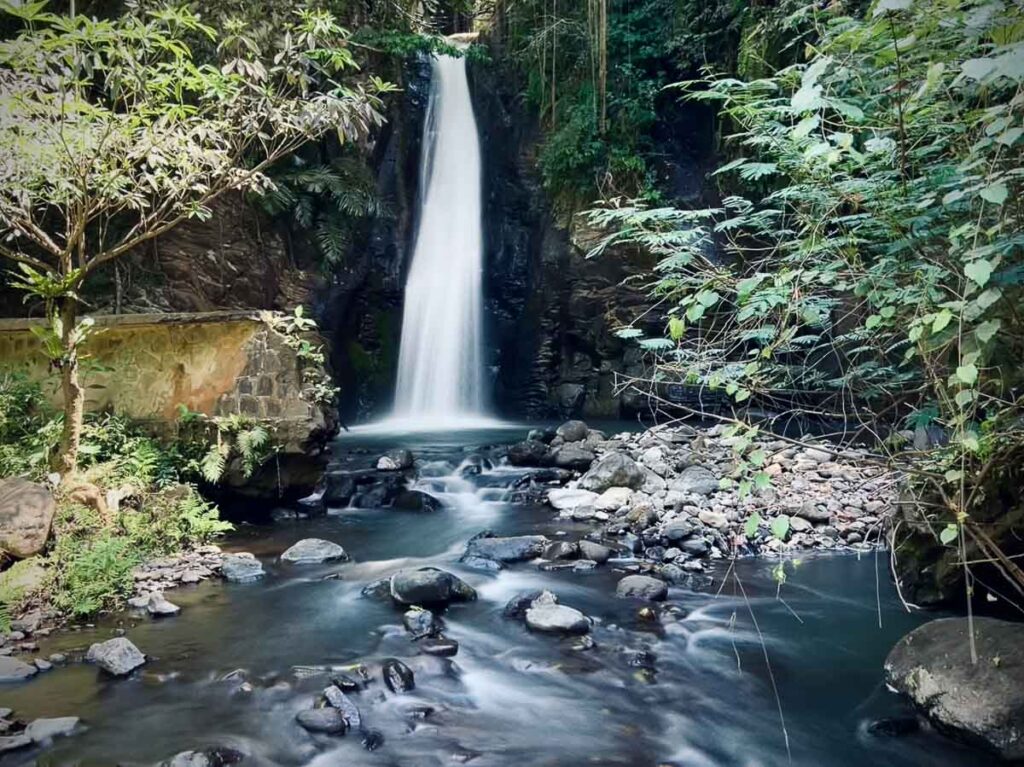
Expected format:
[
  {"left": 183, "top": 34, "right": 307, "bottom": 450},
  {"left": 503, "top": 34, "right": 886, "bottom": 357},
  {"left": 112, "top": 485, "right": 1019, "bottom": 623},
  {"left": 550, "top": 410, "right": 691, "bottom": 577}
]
[{"left": 391, "top": 54, "right": 486, "bottom": 427}]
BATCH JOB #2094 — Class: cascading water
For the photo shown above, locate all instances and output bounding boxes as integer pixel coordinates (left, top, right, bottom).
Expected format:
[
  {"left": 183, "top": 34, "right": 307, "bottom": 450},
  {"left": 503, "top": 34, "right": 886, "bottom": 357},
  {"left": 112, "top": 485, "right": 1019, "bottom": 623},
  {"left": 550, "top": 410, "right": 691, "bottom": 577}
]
[{"left": 391, "top": 54, "right": 486, "bottom": 427}]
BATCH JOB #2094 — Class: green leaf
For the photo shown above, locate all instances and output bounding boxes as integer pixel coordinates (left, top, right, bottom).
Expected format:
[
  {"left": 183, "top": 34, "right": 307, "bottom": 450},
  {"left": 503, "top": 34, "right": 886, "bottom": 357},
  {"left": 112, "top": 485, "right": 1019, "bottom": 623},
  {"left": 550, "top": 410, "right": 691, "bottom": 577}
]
[
  {"left": 954, "top": 389, "right": 976, "bottom": 407},
  {"left": 962, "top": 431, "right": 981, "bottom": 451},
  {"left": 975, "top": 319, "right": 1000, "bottom": 343},
  {"left": 754, "top": 471, "right": 771, "bottom": 490},
  {"left": 865, "top": 314, "right": 882, "bottom": 329},
  {"left": 697, "top": 289, "right": 721, "bottom": 307},
  {"left": 771, "top": 515, "right": 791, "bottom": 541},
  {"left": 748, "top": 449, "right": 766, "bottom": 467},
  {"left": 744, "top": 512, "right": 761, "bottom": 539},
  {"left": 964, "top": 259, "right": 993, "bottom": 287},
  {"left": 932, "top": 310, "right": 953, "bottom": 333},
  {"left": 734, "top": 388, "right": 751, "bottom": 403},
  {"left": 979, "top": 182, "right": 1008, "bottom": 205},
  {"left": 939, "top": 524, "right": 959, "bottom": 545},
  {"left": 668, "top": 316, "right": 685, "bottom": 341},
  {"left": 686, "top": 303, "right": 706, "bottom": 323},
  {"left": 955, "top": 363, "right": 978, "bottom": 385}
]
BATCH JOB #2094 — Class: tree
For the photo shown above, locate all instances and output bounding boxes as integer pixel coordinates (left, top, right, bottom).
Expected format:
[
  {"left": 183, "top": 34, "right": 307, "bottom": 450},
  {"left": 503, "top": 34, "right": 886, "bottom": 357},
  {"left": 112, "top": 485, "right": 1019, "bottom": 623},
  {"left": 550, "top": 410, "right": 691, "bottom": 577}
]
[{"left": 0, "top": 1, "right": 388, "bottom": 473}]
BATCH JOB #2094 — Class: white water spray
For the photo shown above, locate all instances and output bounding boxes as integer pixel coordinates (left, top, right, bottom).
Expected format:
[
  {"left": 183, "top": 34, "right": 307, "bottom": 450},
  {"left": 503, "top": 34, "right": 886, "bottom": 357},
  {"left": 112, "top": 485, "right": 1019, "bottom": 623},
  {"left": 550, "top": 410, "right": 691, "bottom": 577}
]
[{"left": 391, "top": 54, "right": 487, "bottom": 428}]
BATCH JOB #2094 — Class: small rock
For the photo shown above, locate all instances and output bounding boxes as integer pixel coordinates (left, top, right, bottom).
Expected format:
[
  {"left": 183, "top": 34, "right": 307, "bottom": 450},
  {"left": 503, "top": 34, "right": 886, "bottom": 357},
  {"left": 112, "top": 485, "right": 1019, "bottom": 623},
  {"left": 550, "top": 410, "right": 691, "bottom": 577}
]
[
  {"left": 547, "top": 488, "right": 599, "bottom": 511},
  {"left": 33, "top": 658, "right": 52, "bottom": 672},
  {"left": 390, "top": 568, "right": 476, "bottom": 606},
  {"left": 670, "top": 466, "right": 719, "bottom": 496},
  {"left": 594, "top": 487, "right": 633, "bottom": 511},
  {"left": 551, "top": 445, "right": 596, "bottom": 471},
  {"left": 376, "top": 449, "right": 414, "bottom": 471},
  {"left": 146, "top": 591, "right": 181, "bottom": 617},
  {"left": 0, "top": 656, "right": 37, "bottom": 682},
  {"left": 323, "top": 685, "right": 361, "bottom": 728},
  {"left": 403, "top": 607, "right": 440, "bottom": 638},
  {"left": 615, "top": 575, "right": 668, "bottom": 602},
  {"left": 26, "top": 716, "right": 79, "bottom": 742},
  {"left": 330, "top": 673, "right": 363, "bottom": 693},
  {"left": 578, "top": 540, "right": 612, "bottom": 563},
  {"left": 296, "top": 707, "right": 346, "bottom": 734},
  {"left": 503, "top": 590, "right": 545, "bottom": 619},
  {"left": 698, "top": 509, "right": 729, "bottom": 529},
  {"left": 280, "top": 538, "right": 348, "bottom": 564},
  {"left": 525, "top": 603, "right": 591, "bottom": 635},
  {"left": 382, "top": 659, "right": 415, "bottom": 693},
  {"left": 464, "top": 535, "right": 548, "bottom": 563},
  {"left": 86, "top": 637, "right": 146, "bottom": 676},
  {"left": 221, "top": 554, "right": 265, "bottom": 583},
  {"left": 0, "top": 735, "right": 31, "bottom": 753},
  {"left": 420, "top": 637, "right": 459, "bottom": 657},
  {"left": 543, "top": 541, "right": 578, "bottom": 560},
  {"left": 578, "top": 453, "right": 645, "bottom": 493}
]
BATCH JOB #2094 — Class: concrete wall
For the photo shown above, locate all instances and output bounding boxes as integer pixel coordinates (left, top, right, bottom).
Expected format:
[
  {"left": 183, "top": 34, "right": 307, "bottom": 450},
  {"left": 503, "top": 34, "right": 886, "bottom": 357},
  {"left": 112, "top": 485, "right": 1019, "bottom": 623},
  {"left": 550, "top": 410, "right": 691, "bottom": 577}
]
[{"left": 0, "top": 312, "right": 322, "bottom": 431}]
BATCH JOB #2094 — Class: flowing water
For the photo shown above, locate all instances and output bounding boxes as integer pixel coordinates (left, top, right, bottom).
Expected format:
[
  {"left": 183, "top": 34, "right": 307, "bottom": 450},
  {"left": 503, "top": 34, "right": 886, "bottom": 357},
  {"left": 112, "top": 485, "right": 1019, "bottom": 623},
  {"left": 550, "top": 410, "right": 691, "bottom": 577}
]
[
  {"left": 391, "top": 55, "right": 485, "bottom": 427},
  {"left": 1, "top": 428, "right": 989, "bottom": 767}
]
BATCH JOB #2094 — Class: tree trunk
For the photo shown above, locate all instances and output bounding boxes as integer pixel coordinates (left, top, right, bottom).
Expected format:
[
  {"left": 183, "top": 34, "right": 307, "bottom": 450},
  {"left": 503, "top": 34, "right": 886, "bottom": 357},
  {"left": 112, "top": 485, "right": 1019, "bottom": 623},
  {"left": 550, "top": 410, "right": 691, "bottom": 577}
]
[{"left": 55, "top": 296, "right": 84, "bottom": 475}]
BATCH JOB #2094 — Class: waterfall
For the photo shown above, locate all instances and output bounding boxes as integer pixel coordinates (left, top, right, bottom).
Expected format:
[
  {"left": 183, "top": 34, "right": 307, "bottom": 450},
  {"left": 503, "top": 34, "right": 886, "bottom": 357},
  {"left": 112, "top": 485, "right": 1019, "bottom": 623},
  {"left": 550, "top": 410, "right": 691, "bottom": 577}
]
[{"left": 391, "top": 54, "right": 486, "bottom": 427}]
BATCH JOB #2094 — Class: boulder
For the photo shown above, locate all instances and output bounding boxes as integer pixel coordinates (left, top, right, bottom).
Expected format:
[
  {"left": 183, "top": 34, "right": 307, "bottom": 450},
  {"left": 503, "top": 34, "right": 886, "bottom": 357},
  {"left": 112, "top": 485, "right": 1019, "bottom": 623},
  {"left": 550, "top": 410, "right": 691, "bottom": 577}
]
[
  {"left": 221, "top": 554, "right": 265, "bottom": 583},
  {"left": 508, "top": 440, "right": 554, "bottom": 467},
  {"left": 403, "top": 607, "right": 440, "bottom": 638},
  {"left": 0, "top": 656, "right": 37, "bottom": 683},
  {"left": 391, "top": 490, "right": 442, "bottom": 512},
  {"left": 525, "top": 603, "right": 590, "bottom": 635},
  {"left": 555, "top": 420, "right": 590, "bottom": 443},
  {"left": 885, "top": 617, "right": 1024, "bottom": 759},
  {"left": 280, "top": 538, "right": 348, "bottom": 564},
  {"left": 547, "top": 488, "right": 599, "bottom": 511},
  {"left": 542, "top": 541, "right": 579, "bottom": 560},
  {"left": 578, "top": 453, "right": 645, "bottom": 492},
  {"left": 0, "top": 735, "right": 31, "bottom": 753},
  {"left": 376, "top": 449, "right": 414, "bottom": 471},
  {"left": 86, "top": 637, "right": 146, "bottom": 676},
  {"left": 390, "top": 568, "right": 476, "bottom": 606},
  {"left": 615, "top": 575, "right": 668, "bottom": 602},
  {"left": 594, "top": 487, "right": 633, "bottom": 511},
  {"left": 578, "top": 540, "right": 613, "bottom": 564},
  {"left": 146, "top": 591, "right": 181, "bottom": 617},
  {"left": 0, "top": 479, "right": 55, "bottom": 558},
  {"left": 382, "top": 659, "right": 415, "bottom": 692},
  {"left": 25, "top": 716, "right": 79, "bottom": 742},
  {"left": 322, "top": 472, "right": 357, "bottom": 506},
  {"left": 669, "top": 466, "right": 719, "bottom": 496},
  {"left": 503, "top": 590, "right": 546, "bottom": 619},
  {"left": 464, "top": 535, "right": 548, "bottom": 563},
  {"left": 296, "top": 707, "right": 346, "bottom": 734},
  {"left": 323, "top": 685, "right": 361, "bottom": 728},
  {"left": 551, "top": 445, "right": 596, "bottom": 471}
]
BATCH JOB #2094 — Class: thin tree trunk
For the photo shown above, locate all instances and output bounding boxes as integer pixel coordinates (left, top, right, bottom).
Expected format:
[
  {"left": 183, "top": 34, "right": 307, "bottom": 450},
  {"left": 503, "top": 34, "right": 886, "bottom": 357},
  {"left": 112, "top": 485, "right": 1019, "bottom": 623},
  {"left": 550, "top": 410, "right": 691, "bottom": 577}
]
[{"left": 55, "top": 296, "right": 84, "bottom": 475}]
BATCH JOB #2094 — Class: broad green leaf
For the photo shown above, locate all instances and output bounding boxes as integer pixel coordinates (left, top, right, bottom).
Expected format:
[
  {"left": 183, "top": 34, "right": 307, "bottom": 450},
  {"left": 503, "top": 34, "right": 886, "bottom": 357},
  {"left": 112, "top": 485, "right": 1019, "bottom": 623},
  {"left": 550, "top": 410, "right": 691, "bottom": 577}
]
[
  {"left": 865, "top": 314, "right": 882, "bottom": 329},
  {"left": 748, "top": 449, "right": 766, "bottom": 467},
  {"left": 961, "top": 431, "right": 981, "bottom": 451},
  {"left": 964, "top": 259, "right": 993, "bottom": 287},
  {"left": 734, "top": 388, "right": 751, "bottom": 403},
  {"left": 771, "top": 515, "right": 791, "bottom": 541},
  {"left": 975, "top": 288, "right": 1002, "bottom": 311},
  {"left": 792, "top": 115, "right": 819, "bottom": 139},
  {"left": 668, "top": 316, "right": 685, "bottom": 341},
  {"left": 744, "top": 512, "right": 761, "bottom": 539},
  {"left": 939, "top": 524, "right": 959, "bottom": 545},
  {"left": 979, "top": 182, "right": 1008, "bottom": 205},
  {"left": 954, "top": 389, "right": 976, "bottom": 407},
  {"left": 686, "top": 303, "right": 706, "bottom": 323},
  {"left": 754, "top": 471, "right": 771, "bottom": 490},
  {"left": 697, "top": 289, "right": 721, "bottom": 307},
  {"left": 932, "top": 310, "right": 953, "bottom": 333},
  {"left": 955, "top": 363, "right": 978, "bottom": 385},
  {"left": 975, "top": 319, "right": 1000, "bottom": 343}
]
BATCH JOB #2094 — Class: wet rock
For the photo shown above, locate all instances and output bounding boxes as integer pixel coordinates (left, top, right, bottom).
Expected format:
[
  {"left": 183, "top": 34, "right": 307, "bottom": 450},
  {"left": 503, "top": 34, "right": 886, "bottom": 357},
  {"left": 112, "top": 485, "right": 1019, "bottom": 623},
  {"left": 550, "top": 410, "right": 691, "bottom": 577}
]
[
  {"left": 525, "top": 603, "right": 591, "bottom": 635},
  {"left": 296, "top": 707, "right": 347, "bottom": 734},
  {"left": 551, "top": 445, "right": 596, "bottom": 471},
  {"left": 391, "top": 490, "right": 442, "bottom": 512},
  {"left": 330, "top": 673, "right": 364, "bottom": 693},
  {"left": 382, "top": 659, "right": 415, "bottom": 692},
  {"left": 322, "top": 472, "right": 357, "bottom": 506},
  {"left": 547, "top": 488, "right": 599, "bottom": 511},
  {"left": 555, "top": 420, "right": 590, "bottom": 443},
  {"left": 161, "top": 748, "right": 245, "bottom": 767},
  {"left": 866, "top": 716, "right": 920, "bottom": 737},
  {"left": 390, "top": 568, "right": 476, "bottom": 606},
  {"left": 578, "top": 540, "right": 613, "bottom": 564},
  {"left": 885, "top": 616, "right": 1024, "bottom": 759},
  {"left": 527, "top": 428, "right": 556, "bottom": 444},
  {"left": 280, "top": 538, "right": 348, "bottom": 564},
  {"left": 323, "top": 685, "right": 362, "bottom": 728},
  {"left": 0, "top": 735, "right": 31, "bottom": 753},
  {"left": 86, "top": 637, "right": 146, "bottom": 676},
  {"left": 503, "top": 590, "right": 545, "bottom": 619},
  {"left": 361, "top": 728, "right": 385, "bottom": 751},
  {"left": 377, "top": 449, "right": 414, "bottom": 471},
  {"left": 0, "top": 478, "right": 56, "bottom": 558},
  {"left": 579, "top": 453, "right": 645, "bottom": 492},
  {"left": 460, "top": 555, "right": 504, "bottom": 571},
  {"left": 615, "top": 575, "right": 668, "bottom": 602},
  {"left": 669, "top": 466, "right": 719, "bottom": 496},
  {"left": 360, "top": 576, "right": 391, "bottom": 600},
  {"left": 403, "top": 607, "right": 440, "bottom": 638},
  {"left": 146, "top": 591, "right": 181, "bottom": 617},
  {"left": 0, "top": 656, "right": 37, "bottom": 682},
  {"left": 33, "top": 658, "right": 52, "bottom": 671},
  {"left": 679, "top": 537, "right": 711, "bottom": 557},
  {"left": 464, "top": 534, "right": 548, "bottom": 562},
  {"left": 221, "top": 554, "right": 265, "bottom": 583},
  {"left": 508, "top": 440, "right": 553, "bottom": 467},
  {"left": 542, "top": 541, "right": 579, "bottom": 560},
  {"left": 25, "top": 716, "right": 79, "bottom": 742},
  {"left": 420, "top": 637, "right": 459, "bottom": 657},
  {"left": 572, "top": 559, "right": 598, "bottom": 572}
]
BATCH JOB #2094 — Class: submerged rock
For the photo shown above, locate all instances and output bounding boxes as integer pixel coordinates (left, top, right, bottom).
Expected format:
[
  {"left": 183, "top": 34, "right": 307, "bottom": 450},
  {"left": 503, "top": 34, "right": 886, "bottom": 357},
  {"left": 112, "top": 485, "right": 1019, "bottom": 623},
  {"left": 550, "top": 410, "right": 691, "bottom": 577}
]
[
  {"left": 420, "top": 637, "right": 459, "bottom": 657},
  {"left": 280, "top": 538, "right": 348, "bottom": 564},
  {"left": 161, "top": 748, "right": 245, "bottom": 767},
  {"left": 464, "top": 534, "right": 548, "bottom": 562},
  {"left": 391, "top": 490, "right": 442, "bottom": 512},
  {"left": 578, "top": 453, "right": 644, "bottom": 492},
  {"left": 615, "top": 575, "right": 668, "bottom": 602},
  {"left": 296, "top": 707, "right": 346, "bottom": 734},
  {"left": 390, "top": 568, "right": 476, "bottom": 606},
  {"left": 221, "top": 554, "right": 265, "bottom": 583},
  {"left": 403, "top": 607, "right": 441, "bottom": 638},
  {"left": 25, "top": 716, "right": 79, "bottom": 742},
  {"left": 323, "top": 685, "right": 362, "bottom": 728},
  {"left": 885, "top": 617, "right": 1024, "bottom": 759},
  {"left": 382, "top": 659, "right": 415, "bottom": 692},
  {"left": 377, "top": 449, "right": 414, "bottom": 471},
  {"left": 86, "top": 637, "right": 146, "bottom": 676},
  {"left": 866, "top": 716, "right": 920, "bottom": 738},
  {"left": 0, "top": 656, "right": 37, "bottom": 682}
]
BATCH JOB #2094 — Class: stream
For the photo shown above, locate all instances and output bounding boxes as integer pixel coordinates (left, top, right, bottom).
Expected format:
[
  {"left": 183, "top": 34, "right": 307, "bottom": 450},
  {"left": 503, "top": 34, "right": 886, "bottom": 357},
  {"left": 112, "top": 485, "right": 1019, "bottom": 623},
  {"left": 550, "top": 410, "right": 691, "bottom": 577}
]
[{"left": 0, "top": 427, "right": 987, "bottom": 766}]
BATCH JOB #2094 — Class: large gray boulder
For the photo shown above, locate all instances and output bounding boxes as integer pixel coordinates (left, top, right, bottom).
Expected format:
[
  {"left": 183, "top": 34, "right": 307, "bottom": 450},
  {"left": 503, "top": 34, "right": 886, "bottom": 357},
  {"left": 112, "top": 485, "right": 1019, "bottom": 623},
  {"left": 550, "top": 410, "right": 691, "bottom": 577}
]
[
  {"left": 464, "top": 535, "right": 549, "bottom": 563},
  {"left": 86, "top": 637, "right": 146, "bottom": 676},
  {"left": 0, "top": 479, "right": 55, "bottom": 558},
  {"left": 508, "top": 440, "right": 554, "bottom": 467},
  {"left": 0, "top": 656, "right": 38, "bottom": 682},
  {"left": 669, "top": 466, "right": 719, "bottom": 496},
  {"left": 615, "top": 574, "right": 668, "bottom": 601},
  {"left": 389, "top": 567, "right": 476, "bottom": 606},
  {"left": 280, "top": 538, "right": 348, "bottom": 564},
  {"left": 885, "top": 617, "right": 1024, "bottom": 759},
  {"left": 525, "top": 603, "right": 591, "bottom": 635},
  {"left": 547, "top": 488, "right": 599, "bottom": 511},
  {"left": 555, "top": 420, "right": 590, "bottom": 443},
  {"left": 578, "top": 453, "right": 645, "bottom": 493},
  {"left": 551, "top": 445, "right": 596, "bottom": 471},
  {"left": 221, "top": 554, "right": 265, "bottom": 583}
]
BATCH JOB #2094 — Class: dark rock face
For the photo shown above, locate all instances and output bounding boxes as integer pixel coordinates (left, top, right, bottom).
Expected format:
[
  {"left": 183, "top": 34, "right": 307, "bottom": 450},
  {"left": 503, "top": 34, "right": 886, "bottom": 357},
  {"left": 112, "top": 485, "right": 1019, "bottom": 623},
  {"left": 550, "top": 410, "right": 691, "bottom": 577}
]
[
  {"left": 885, "top": 617, "right": 1024, "bottom": 759},
  {"left": 391, "top": 490, "right": 442, "bottom": 513},
  {"left": 382, "top": 659, "right": 415, "bottom": 693},
  {"left": 389, "top": 568, "right": 476, "bottom": 606},
  {"left": 296, "top": 707, "right": 347, "bottom": 734}
]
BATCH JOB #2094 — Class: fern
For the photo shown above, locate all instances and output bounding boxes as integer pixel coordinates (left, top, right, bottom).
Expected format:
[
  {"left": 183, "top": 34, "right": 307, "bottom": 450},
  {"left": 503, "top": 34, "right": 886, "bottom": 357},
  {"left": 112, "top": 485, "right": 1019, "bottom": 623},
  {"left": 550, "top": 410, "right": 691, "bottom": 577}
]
[{"left": 200, "top": 443, "right": 228, "bottom": 484}]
